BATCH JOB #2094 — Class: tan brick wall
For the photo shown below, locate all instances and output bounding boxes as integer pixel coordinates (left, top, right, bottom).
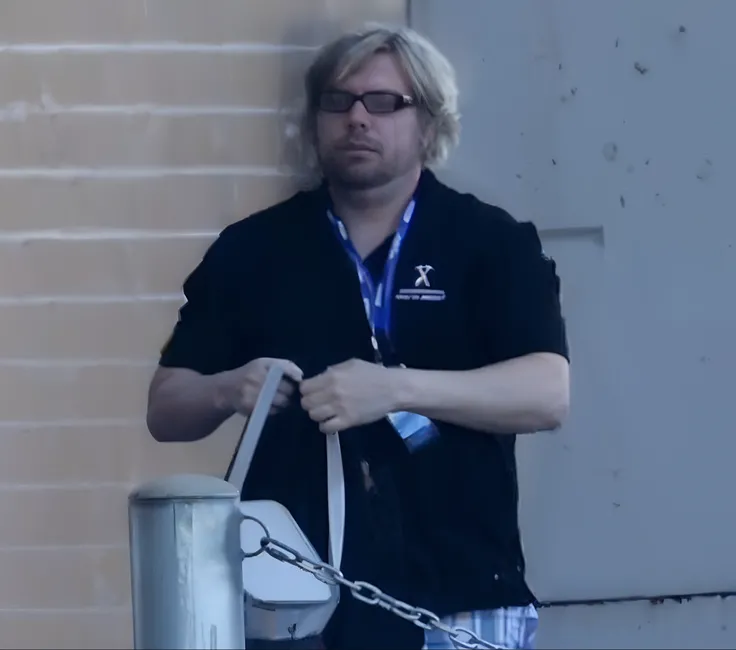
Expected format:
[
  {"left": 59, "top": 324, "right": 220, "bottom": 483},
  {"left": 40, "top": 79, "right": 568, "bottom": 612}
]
[{"left": 0, "top": 1, "right": 406, "bottom": 647}]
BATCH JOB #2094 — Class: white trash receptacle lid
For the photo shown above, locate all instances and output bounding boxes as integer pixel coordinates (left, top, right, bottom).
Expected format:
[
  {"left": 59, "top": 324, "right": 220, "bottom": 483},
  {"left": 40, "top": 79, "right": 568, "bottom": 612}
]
[{"left": 129, "top": 474, "right": 240, "bottom": 502}]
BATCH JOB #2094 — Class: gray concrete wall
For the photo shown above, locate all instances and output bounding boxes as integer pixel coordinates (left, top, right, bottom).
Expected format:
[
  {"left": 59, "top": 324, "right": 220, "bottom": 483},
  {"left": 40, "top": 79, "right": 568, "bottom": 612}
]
[{"left": 411, "top": 0, "right": 736, "bottom": 646}]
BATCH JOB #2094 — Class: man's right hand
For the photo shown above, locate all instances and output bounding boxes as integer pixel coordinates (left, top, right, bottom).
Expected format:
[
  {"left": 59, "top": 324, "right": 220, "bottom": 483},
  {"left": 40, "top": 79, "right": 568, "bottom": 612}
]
[{"left": 216, "top": 357, "right": 304, "bottom": 416}]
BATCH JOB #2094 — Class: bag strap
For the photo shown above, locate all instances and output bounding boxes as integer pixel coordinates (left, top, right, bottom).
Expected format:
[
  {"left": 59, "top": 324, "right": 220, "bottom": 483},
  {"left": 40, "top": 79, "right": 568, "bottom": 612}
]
[{"left": 225, "top": 365, "right": 345, "bottom": 569}]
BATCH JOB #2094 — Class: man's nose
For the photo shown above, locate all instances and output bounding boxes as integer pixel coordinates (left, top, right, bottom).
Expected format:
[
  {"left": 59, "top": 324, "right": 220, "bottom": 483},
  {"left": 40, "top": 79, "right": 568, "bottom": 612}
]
[{"left": 346, "top": 99, "right": 370, "bottom": 129}]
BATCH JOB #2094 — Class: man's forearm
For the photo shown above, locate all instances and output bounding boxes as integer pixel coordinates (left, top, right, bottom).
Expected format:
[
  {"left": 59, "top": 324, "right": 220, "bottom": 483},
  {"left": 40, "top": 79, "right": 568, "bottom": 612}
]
[
  {"left": 390, "top": 352, "right": 570, "bottom": 434},
  {"left": 146, "top": 368, "right": 235, "bottom": 442}
]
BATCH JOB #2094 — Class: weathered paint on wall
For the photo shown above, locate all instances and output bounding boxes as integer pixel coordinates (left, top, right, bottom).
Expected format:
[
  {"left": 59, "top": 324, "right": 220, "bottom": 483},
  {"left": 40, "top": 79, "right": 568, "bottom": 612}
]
[
  {"left": 538, "top": 595, "right": 736, "bottom": 649},
  {"left": 411, "top": 0, "right": 736, "bottom": 646},
  {"left": 0, "top": 1, "right": 405, "bottom": 648}
]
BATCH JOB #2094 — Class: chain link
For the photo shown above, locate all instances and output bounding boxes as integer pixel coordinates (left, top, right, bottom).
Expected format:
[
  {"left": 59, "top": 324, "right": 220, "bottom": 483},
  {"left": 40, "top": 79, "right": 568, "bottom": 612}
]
[{"left": 246, "top": 526, "right": 507, "bottom": 650}]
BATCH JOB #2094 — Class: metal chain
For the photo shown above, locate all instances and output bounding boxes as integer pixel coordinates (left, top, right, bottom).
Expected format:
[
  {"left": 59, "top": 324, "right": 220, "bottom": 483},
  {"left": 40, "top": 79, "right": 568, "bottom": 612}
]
[{"left": 244, "top": 520, "right": 507, "bottom": 650}]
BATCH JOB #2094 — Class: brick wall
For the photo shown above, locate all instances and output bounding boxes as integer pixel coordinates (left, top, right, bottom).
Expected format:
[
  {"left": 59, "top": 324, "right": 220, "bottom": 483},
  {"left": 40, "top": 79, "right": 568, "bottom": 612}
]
[{"left": 0, "top": 1, "right": 406, "bottom": 647}]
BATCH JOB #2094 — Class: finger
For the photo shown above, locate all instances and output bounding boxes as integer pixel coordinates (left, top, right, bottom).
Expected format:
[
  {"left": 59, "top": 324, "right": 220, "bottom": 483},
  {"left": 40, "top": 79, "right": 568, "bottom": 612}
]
[
  {"left": 246, "top": 363, "right": 269, "bottom": 385},
  {"left": 307, "top": 404, "right": 337, "bottom": 424},
  {"left": 234, "top": 403, "right": 252, "bottom": 417},
  {"left": 264, "top": 358, "right": 304, "bottom": 383},
  {"left": 300, "top": 372, "right": 330, "bottom": 396},
  {"left": 300, "top": 388, "right": 331, "bottom": 412},
  {"left": 319, "top": 417, "right": 342, "bottom": 435},
  {"left": 271, "top": 390, "right": 291, "bottom": 409},
  {"left": 268, "top": 404, "right": 291, "bottom": 415},
  {"left": 277, "top": 380, "right": 295, "bottom": 397}
]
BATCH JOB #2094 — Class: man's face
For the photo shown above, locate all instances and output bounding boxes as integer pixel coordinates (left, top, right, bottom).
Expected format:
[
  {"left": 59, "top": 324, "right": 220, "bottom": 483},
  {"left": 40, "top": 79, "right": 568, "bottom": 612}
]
[{"left": 315, "top": 52, "right": 424, "bottom": 190}]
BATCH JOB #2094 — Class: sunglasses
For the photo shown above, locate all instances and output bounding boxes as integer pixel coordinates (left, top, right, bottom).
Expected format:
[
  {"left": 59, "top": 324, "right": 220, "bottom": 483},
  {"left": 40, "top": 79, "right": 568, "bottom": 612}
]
[{"left": 317, "top": 90, "right": 416, "bottom": 115}]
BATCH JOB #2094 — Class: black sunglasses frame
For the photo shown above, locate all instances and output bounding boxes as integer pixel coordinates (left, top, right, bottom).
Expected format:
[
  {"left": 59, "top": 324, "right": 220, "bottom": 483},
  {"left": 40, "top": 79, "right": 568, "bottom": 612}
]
[{"left": 317, "top": 90, "right": 417, "bottom": 115}]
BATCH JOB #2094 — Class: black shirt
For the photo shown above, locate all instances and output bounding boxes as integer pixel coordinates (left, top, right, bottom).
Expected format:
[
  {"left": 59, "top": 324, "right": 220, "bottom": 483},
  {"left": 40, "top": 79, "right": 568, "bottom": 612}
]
[{"left": 159, "top": 169, "right": 569, "bottom": 646}]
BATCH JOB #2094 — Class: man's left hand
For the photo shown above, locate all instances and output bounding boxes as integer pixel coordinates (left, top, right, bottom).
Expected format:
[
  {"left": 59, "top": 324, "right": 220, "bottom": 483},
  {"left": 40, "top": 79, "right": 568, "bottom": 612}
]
[{"left": 300, "top": 359, "right": 398, "bottom": 433}]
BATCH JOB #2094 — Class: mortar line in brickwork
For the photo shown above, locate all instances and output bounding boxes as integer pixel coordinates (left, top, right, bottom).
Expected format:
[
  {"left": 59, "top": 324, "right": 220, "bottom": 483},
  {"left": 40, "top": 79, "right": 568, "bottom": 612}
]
[
  {"left": 0, "top": 42, "right": 318, "bottom": 54},
  {"left": 0, "top": 104, "right": 295, "bottom": 120},
  {"left": 0, "top": 418, "right": 144, "bottom": 429},
  {"left": 0, "top": 294, "right": 183, "bottom": 306},
  {"left": 0, "top": 481, "right": 137, "bottom": 491},
  {"left": 0, "top": 359, "right": 155, "bottom": 368},
  {"left": 0, "top": 606, "right": 130, "bottom": 614},
  {"left": 0, "top": 229, "right": 219, "bottom": 241},
  {"left": 0, "top": 543, "right": 129, "bottom": 552},
  {"left": 0, "top": 165, "right": 294, "bottom": 178}
]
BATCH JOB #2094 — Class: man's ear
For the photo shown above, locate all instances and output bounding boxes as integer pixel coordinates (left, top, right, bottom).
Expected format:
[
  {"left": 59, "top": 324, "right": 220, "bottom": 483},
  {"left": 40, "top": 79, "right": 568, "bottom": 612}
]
[{"left": 419, "top": 119, "right": 437, "bottom": 163}]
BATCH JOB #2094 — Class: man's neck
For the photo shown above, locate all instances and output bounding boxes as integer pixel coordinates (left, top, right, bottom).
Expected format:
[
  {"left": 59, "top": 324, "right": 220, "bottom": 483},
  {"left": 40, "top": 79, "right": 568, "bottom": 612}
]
[{"left": 328, "top": 168, "right": 421, "bottom": 258}]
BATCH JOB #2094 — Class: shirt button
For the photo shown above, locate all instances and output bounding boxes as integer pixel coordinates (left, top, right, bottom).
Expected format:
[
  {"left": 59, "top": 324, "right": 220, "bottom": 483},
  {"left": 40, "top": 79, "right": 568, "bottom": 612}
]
[{"left": 493, "top": 573, "right": 499, "bottom": 580}]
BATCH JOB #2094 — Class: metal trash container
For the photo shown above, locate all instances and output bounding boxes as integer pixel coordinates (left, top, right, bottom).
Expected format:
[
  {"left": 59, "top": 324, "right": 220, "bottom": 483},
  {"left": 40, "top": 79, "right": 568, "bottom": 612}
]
[{"left": 128, "top": 474, "right": 246, "bottom": 649}]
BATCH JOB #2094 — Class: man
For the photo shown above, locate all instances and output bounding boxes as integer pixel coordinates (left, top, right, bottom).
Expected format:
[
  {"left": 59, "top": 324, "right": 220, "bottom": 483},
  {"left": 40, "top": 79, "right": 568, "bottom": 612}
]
[{"left": 147, "top": 24, "right": 569, "bottom": 650}]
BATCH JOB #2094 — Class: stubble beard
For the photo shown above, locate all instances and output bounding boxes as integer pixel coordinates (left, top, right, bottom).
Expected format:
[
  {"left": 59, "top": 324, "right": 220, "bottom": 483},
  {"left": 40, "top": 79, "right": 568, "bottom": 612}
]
[
  {"left": 322, "top": 157, "right": 394, "bottom": 191},
  {"left": 320, "top": 145, "right": 417, "bottom": 192}
]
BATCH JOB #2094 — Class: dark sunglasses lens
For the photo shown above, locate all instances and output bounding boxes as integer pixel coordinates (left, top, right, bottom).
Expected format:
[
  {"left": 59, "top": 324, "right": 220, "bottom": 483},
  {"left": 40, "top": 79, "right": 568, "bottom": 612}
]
[
  {"left": 362, "top": 93, "right": 401, "bottom": 113},
  {"left": 319, "top": 91, "right": 355, "bottom": 112}
]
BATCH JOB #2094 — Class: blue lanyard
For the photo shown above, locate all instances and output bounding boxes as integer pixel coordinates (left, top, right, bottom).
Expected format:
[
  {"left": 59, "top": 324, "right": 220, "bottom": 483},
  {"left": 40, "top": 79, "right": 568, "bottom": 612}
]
[
  {"left": 328, "top": 199, "right": 439, "bottom": 453},
  {"left": 327, "top": 200, "right": 416, "bottom": 354}
]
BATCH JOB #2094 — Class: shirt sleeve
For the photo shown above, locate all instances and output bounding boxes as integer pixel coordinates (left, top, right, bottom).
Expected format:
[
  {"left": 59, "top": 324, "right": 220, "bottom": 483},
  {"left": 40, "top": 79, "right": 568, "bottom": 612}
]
[
  {"left": 486, "top": 217, "right": 570, "bottom": 363},
  {"left": 159, "top": 231, "right": 246, "bottom": 375}
]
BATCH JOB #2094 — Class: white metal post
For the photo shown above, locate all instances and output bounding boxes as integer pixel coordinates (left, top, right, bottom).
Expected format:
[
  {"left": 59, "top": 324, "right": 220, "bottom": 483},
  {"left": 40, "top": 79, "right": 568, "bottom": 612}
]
[{"left": 128, "top": 474, "right": 245, "bottom": 649}]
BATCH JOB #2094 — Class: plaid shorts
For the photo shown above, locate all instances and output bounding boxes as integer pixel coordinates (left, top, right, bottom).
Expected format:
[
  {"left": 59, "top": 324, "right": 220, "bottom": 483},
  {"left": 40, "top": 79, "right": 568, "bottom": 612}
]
[{"left": 423, "top": 604, "right": 538, "bottom": 650}]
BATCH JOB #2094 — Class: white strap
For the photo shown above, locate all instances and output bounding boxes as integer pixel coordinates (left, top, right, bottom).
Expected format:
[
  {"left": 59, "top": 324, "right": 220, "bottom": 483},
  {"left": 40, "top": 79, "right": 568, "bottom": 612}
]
[
  {"left": 226, "top": 365, "right": 345, "bottom": 570},
  {"left": 325, "top": 431, "right": 344, "bottom": 568}
]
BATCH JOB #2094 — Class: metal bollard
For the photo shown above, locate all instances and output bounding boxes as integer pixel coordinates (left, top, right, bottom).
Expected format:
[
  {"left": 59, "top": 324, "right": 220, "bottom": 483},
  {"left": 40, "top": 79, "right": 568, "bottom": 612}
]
[{"left": 128, "top": 474, "right": 246, "bottom": 649}]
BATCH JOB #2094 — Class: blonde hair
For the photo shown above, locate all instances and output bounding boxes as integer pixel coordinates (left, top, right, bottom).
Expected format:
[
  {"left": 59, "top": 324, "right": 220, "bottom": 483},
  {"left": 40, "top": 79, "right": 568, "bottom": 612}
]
[{"left": 296, "top": 24, "right": 461, "bottom": 177}]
